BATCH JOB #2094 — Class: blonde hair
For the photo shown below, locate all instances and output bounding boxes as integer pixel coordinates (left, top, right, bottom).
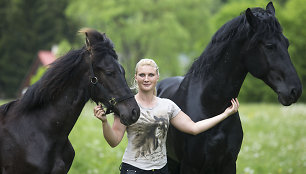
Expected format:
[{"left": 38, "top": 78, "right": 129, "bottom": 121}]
[{"left": 132, "top": 58, "right": 159, "bottom": 95}]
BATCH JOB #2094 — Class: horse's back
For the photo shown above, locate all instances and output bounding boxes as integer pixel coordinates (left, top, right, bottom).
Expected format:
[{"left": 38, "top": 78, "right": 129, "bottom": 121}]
[{"left": 157, "top": 76, "right": 184, "bottom": 99}]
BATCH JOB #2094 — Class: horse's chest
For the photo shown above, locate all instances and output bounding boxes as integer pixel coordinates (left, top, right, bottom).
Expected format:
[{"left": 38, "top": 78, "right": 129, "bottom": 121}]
[{"left": 185, "top": 129, "right": 227, "bottom": 159}]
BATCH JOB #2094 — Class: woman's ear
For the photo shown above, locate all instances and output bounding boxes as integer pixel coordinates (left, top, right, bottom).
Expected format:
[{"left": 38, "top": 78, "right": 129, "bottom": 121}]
[{"left": 134, "top": 74, "right": 137, "bottom": 81}]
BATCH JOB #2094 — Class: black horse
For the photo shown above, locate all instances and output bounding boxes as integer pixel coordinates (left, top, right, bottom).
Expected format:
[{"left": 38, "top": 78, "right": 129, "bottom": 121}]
[
  {"left": 157, "top": 2, "right": 302, "bottom": 174},
  {"left": 0, "top": 29, "right": 140, "bottom": 174}
]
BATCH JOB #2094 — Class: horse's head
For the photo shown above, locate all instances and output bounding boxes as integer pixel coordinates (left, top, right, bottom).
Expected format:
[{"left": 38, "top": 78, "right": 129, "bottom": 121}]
[
  {"left": 80, "top": 29, "right": 140, "bottom": 125},
  {"left": 242, "top": 2, "right": 302, "bottom": 106}
]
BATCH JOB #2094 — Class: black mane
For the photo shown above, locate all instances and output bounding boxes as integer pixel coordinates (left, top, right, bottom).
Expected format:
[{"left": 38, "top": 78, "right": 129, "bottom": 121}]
[
  {"left": 18, "top": 48, "right": 87, "bottom": 112},
  {"left": 0, "top": 100, "right": 18, "bottom": 115},
  {"left": 17, "top": 32, "right": 118, "bottom": 112},
  {"left": 187, "top": 7, "right": 282, "bottom": 78}
]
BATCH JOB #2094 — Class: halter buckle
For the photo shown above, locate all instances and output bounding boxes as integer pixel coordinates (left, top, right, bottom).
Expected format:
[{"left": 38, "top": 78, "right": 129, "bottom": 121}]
[
  {"left": 109, "top": 97, "right": 117, "bottom": 106},
  {"left": 90, "top": 77, "right": 98, "bottom": 84}
]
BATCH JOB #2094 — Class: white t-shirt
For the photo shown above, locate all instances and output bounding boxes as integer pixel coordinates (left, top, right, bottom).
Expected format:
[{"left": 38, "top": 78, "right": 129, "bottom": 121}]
[{"left": 122, "top": 97, "right": 181, "bottom": 170}]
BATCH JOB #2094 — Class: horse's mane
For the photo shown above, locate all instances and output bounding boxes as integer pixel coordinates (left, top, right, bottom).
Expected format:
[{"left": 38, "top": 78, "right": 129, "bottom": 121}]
[
  {"left": 187, "top": 7, "right": 282, "bottom": 78},
  {"left": 0, "top": 100, "right": 18, "bottom": 115},
  {"left": 17, "top": 48, "right": 87, "bottom": 112},
  {"left": 16, "top": 29, "right": 118, "bottom": 112}
]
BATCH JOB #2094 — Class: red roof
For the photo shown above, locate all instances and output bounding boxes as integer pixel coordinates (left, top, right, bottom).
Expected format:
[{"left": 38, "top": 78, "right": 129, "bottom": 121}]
[{"left": 38, "top": 51, "right": 55, "bottom": 66}]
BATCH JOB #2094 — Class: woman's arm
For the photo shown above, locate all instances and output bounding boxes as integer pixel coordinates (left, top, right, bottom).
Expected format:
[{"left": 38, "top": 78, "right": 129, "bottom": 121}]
[
  {"left": 94, "top": 105, "right": 126, "bottom": 148},
  {"left": 170, "top": 98, "right": 239, "bottom": 135}
]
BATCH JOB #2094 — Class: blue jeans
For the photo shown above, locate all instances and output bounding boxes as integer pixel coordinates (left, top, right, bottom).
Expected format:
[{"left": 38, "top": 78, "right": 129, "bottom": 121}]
[{"left": 120, "top": 162, "right": 169, "bottom": 174}]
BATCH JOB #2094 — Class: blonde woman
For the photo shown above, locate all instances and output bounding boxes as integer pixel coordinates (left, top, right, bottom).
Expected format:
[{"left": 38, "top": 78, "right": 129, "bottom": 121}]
[{"left": 94, "top": 58, "right": 239, "bottom": 174}]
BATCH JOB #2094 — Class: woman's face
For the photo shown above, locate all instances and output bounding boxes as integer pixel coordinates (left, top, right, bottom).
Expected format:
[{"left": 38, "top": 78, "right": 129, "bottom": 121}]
[{"left": 135, "top": 65, "right": 159, "bottom": 93}]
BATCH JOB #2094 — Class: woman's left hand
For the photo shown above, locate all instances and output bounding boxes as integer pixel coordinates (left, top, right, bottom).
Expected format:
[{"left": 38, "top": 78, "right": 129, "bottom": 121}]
[
  {"left": 224, "top": 98, "right": 239, "bottom": 116},
  {"left": 94, "top": 104, "right": 108, "bottom": 123}
]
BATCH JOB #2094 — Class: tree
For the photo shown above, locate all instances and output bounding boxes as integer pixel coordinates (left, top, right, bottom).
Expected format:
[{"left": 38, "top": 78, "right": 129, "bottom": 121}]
[
  {"left": 65, "top": 0, "right": 217, "bottom": 82},
  {"left": 0, "top": 0, "right": 78, "bottom": 98},
  {"left": 280, "top": 0, "right": 306, "bottom": 102}
]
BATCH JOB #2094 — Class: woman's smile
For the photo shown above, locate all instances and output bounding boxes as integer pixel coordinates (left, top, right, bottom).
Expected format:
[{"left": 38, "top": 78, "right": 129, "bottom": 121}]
[{"left": 135, "top": 65, "right": 159, "bottom": 93}]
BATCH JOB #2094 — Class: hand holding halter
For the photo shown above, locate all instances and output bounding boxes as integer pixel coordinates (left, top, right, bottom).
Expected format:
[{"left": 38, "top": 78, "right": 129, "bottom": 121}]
[{"left": 94, "top": 104, "right": 107, "bottom": 123}]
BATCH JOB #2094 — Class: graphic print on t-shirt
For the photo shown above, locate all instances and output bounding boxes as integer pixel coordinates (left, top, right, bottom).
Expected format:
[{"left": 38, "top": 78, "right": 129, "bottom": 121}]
[{"left": 132, "top": 110, "right": 168, "bottom": 161}]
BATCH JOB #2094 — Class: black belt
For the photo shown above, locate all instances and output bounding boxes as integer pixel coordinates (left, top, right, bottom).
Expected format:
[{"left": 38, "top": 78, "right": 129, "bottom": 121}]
[{"left": 119, "top": 162, "right": 169, "bottom": 174}]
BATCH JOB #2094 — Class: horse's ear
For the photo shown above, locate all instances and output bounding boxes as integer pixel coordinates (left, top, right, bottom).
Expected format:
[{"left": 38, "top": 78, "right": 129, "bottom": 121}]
[
  {"left": 246, "top": 8, "right": 259, "bottom": 29},
  {"left": 79, "top": 28, "right": 105, "bottom": 48},
  {"left": 79, "top": 28, "right": 95, "bottom": 49},
  {"left": 102, "top": 33, "right": 106, "bottom": 40},
  {"left": 266, "top": 1, "right": 275, "bottom": 16},
  {"left": 85, "top": 32, "right": 91, "bottom": 49}
]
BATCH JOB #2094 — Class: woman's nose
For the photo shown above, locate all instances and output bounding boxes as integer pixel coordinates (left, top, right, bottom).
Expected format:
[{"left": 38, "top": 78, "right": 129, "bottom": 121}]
[{"left": 144, "top": 75, "right": 149, "bottom": 81}]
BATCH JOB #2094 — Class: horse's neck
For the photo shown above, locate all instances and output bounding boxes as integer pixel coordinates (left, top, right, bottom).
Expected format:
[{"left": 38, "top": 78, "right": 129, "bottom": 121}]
[
  {"left": 52, "top": 86, "right": 89, "bottom": 134},
  {"left": 42, "top": 73, "right": 90, "bottom": 137},
  {"left": 187, "top": 54, "right": 247, "bottom": 115}
]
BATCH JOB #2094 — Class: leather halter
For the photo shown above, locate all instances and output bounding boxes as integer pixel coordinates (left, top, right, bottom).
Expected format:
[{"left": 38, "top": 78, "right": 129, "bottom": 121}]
[{"left": 86, "top": 40, "right": 134, "bottom": 114}]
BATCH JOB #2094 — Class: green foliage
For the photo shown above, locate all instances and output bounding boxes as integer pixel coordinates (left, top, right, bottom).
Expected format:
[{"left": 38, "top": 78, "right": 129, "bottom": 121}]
[
  {"left": 279, "top": 0, "right": 306, "bottom": 102},
  {"left": 30, "top": 66, "right": 47, "bottom": 85},
  {"left": 1, "top": 0, "right": 305, "bottom": 103},
  {"left": 239, "top": 75, "right": 278, "bottom": 103},
  {"left": 0, "top": 99, "right": 9, "bottom": 105},
  {"left": 67, "top": 102, "right": 306, "bottom": 173},
  {"left": 65, "top": 0, "right": 219, "bottom": 81},
  {"left": 56, "top": 39, "right": 76, "bottom": 57},
  {"left": 0, "top": 0, "right": 79, "bottom": 98}
]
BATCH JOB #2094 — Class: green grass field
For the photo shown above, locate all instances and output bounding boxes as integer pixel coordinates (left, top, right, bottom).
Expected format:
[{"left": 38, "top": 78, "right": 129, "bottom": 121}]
[{"left": 1, "top": 100, "right": 305, "bottom": 174}]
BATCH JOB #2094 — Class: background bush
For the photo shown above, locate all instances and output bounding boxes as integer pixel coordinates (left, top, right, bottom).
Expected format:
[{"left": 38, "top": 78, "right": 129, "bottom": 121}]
[{"left": 1, "top": 0, "right": 306, "bottom": 103}]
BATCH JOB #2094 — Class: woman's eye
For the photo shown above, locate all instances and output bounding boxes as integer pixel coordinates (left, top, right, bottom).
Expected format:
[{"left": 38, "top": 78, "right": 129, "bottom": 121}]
[
  {"left": 149, "top": 74, "right": 155, "bottom": 77},
  {"left": 139, "top": 74, "right": 145, "bottom": 77}
]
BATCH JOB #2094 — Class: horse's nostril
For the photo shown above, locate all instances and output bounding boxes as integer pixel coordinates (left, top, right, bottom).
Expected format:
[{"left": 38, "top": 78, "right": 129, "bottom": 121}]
[
  {"left": 132, "top": 109, "right": 137, "bottom": 115},
  {"left": 290, "top": 88, "right": 297, "bottom": 98},
  {"left": 131, "top": 109, "right": 138, "bottom": 121}
]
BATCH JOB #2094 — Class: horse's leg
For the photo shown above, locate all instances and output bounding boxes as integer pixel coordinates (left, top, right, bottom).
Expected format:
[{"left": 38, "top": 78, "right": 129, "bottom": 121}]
[
  {"left": 167, "top": 157, "right": 180, "bottom": 174},
  {"left": 220, "top": 155, "right": 236, "bottom": 174},
  {"left": 179, "top": 159, "right": 201, "bottom": 174},
  {"left": 51, "top": 140, "right": 75, "bottom": 174},
  {"left": 220, "top": 114, "right": 243, "bottom": 174},
  {"left": 62, "top": 140, "right": 75, "bottom": 172}
]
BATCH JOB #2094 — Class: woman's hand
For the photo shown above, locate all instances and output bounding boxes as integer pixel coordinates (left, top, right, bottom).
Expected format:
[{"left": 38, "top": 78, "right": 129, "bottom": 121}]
[
  {"left": 94, "top": 105, "right": 107, "bottom": 123},
  {"left": 224, "top": 98, "right": 239, "bottom": 117}
]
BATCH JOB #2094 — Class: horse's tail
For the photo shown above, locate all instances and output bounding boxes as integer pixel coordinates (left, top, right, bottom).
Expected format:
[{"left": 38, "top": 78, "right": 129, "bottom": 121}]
[{"left": 0, "top": 100, "right": 18, "bottom": 116}]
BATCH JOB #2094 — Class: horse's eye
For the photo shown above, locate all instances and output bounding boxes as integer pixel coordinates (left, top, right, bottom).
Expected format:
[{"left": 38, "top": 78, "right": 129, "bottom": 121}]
[
  {"left": 105, "top": 70, "right": 115, "bottom": 76},
  {"left": 265, "top": 43, "right": 275, "bottom": 49}
]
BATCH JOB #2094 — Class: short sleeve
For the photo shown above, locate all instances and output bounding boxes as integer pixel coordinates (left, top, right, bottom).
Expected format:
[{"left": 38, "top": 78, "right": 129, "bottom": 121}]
[{"left": 168, "top": 99, "right": 181, "bottom": 119}]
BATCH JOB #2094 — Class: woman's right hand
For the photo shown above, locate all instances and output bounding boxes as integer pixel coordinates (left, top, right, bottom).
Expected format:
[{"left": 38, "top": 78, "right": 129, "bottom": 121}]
[
  {"left": 94, "top": 105, "right": 107, "bottom": 123},
  {"left": 224, "top": 98, "right": 239, "bottom": 117}
]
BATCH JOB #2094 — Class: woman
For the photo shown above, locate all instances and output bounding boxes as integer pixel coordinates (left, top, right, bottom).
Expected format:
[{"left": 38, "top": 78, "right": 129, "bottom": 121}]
[{"left": 94, "top": 58, "right": 239, "bottom": 174}]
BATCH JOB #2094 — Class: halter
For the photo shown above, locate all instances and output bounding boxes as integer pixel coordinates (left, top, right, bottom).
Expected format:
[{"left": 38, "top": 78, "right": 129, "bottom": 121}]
[{"left": 86, "top": 41, "right": 134, "bottom": 114}]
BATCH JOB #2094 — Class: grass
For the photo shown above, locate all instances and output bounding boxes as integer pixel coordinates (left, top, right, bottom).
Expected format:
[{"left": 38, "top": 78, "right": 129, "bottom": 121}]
[
  {"left": 237, "top": 103, "right": 306, "bottom": 174},
  {"left": 1, "top": 100, "right": 305, "bottom": 173},
  {"left": 67, "top": 102, "right": 127, "bottom": 174}
]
